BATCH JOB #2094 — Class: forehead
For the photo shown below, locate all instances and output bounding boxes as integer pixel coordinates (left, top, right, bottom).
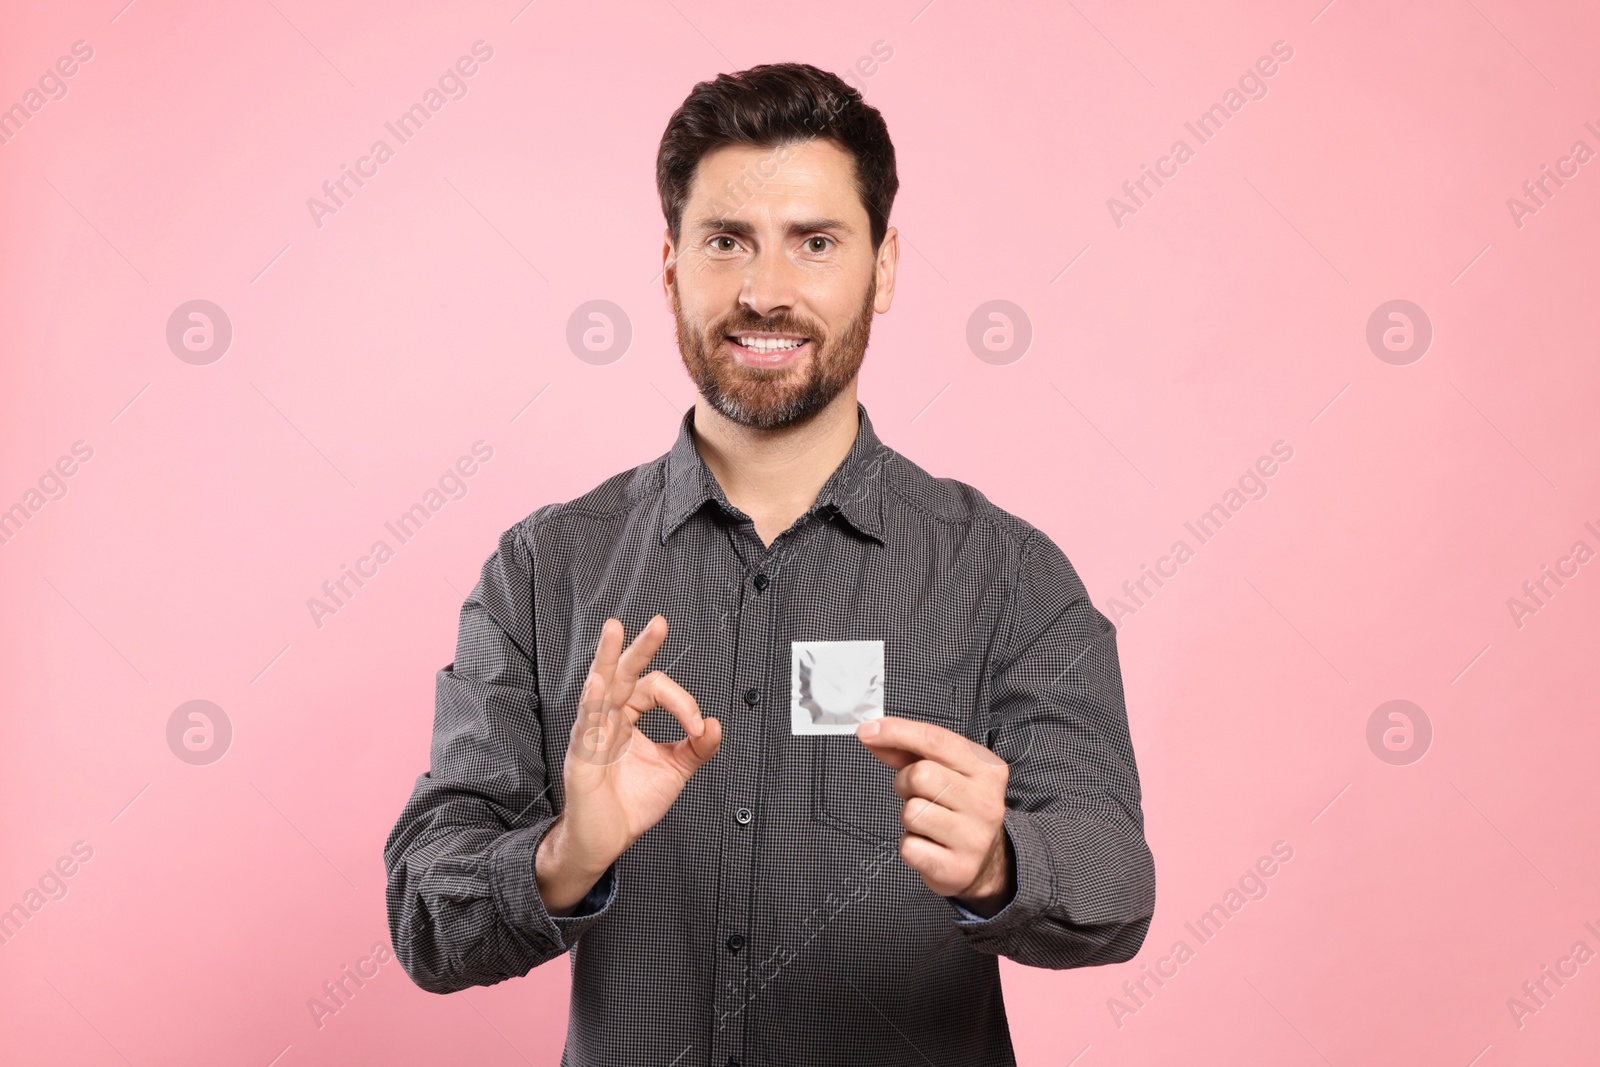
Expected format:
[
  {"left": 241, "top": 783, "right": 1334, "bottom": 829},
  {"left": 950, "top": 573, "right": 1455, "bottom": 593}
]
[{"left": 685, "top": 138, "right": 865, "bottom": 225}]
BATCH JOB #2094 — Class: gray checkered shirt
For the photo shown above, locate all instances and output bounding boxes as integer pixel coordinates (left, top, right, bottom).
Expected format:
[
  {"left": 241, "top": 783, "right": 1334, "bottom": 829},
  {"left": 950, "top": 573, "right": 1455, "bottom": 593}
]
[{"left": 384, "top": 401, "right": 1155, "bottom": 1066}]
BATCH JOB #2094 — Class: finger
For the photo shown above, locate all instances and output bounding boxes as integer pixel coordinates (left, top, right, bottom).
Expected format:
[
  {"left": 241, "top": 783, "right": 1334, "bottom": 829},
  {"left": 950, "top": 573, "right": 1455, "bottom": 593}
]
[
  {"left": 607, "top": 615, "right": 668, "bottom": 708},
  {"left": 586, "top": 618, "right": 624, "bottom": 689},
  {"left": 891, "top": 759, "right": 970, "bottom": 811},
  {"left": 856, "top": 716, "right": 958, "bottom": 774},
  {"left": 899, "top": 793, "right": 963, "bottom": 847},
  {"left": 858, "top": 736, "right": 921, "bottom": 772},
  {"left": 898, "top": 831, "right": 964, "bottom": 891},
  {"left": 858, "top": 716, "right": 993, "bottom": 776},
  {"left": 577, "top": 618, "right": 654, "bottom": 744},
  {"left": 630, "top": 670, "right": 706, "bottom": 738},
  {"left": 570, "top": 671, "right": 633, "bottom": 760}
]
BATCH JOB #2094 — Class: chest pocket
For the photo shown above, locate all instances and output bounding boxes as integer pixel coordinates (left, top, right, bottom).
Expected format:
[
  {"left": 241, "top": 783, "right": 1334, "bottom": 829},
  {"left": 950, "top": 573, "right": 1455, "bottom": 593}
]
[{"left": 811, "top": 670, "right": 970, "bottom": 846}]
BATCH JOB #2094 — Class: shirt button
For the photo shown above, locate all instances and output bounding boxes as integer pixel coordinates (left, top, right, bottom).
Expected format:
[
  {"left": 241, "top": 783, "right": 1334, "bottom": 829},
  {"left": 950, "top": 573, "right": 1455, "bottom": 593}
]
[
  {"left": 735, "top": 806, "right": 753, "bottom": 825},
  {"left": 753, "top": 573, "right": 769, "bottom": 592},
  {"left": 743, "top": 688, "right": 759, "bottom": 706},
  {"left": 726, "top": 933, "right": 745, "bottom": 954}
]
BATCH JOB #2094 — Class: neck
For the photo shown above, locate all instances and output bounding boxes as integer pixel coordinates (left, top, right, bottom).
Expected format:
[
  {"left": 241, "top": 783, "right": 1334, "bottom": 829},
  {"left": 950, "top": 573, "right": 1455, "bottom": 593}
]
[{"left": 692, "top": 385, "right": 861, "bottom": 543}]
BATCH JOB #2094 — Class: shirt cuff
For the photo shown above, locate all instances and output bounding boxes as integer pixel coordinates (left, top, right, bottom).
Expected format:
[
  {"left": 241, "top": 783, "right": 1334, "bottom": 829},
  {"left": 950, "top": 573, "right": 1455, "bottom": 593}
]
[
  {"left": 488, "top": 816, "right": 618, "bottom": 955},
  {"left": 950, "top": 896, "right": 1000, "bottom": 922},
  {"left": 566, "top": 863, "right": 616, "bottom": 917},
  {"left": 949, "top": 809, "right": 1053, "bottom": 944}
]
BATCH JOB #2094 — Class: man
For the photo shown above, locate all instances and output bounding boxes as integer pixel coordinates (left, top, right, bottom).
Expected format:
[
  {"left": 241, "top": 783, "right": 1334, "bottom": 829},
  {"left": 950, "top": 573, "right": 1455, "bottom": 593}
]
[{"left": 384, "top": 62, "right": 1155, "bottom": 1066}]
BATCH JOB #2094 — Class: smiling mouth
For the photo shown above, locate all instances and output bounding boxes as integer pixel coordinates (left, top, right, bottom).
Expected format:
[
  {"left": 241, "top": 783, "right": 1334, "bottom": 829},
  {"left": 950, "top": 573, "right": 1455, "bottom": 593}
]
[{"left": 725, "top": 334, "right": 812, "bottom": 366}]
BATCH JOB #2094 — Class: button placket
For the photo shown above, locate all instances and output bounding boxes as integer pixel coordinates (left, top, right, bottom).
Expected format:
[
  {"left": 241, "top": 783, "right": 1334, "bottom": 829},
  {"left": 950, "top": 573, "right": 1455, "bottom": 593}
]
[{"left": 713, "top": 528, "right": 780, "bottom": 1064}]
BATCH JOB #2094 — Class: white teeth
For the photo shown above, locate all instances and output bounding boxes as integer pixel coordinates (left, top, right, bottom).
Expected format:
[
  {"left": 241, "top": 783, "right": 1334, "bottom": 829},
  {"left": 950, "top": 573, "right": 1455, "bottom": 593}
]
[{"left": 734, "top": 336, "right": 805, "bottom": 353}]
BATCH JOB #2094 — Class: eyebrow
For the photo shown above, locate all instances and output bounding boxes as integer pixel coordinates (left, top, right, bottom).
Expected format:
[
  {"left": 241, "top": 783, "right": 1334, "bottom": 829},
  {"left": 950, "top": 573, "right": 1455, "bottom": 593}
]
[{"left": 691, "top": 217, "right": 855, "bottom": 239}]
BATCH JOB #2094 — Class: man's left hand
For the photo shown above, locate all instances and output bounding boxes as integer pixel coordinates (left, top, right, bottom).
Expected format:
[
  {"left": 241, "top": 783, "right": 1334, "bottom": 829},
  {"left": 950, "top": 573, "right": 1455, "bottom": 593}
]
[{"left": 856, "top": 715, "right": 1014, "bottom": 918}]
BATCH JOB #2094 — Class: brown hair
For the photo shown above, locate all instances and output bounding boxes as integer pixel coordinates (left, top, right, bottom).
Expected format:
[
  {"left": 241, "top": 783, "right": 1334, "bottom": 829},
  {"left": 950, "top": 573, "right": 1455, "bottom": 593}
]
[{"left": 656, "top": 62, "right": 899, "bottom": 252}]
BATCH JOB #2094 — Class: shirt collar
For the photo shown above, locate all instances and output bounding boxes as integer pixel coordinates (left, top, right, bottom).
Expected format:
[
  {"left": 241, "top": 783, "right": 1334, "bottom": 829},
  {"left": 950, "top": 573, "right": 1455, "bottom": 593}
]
[{"left": 660, "top": 401, "right": 887, "bottom": 546}]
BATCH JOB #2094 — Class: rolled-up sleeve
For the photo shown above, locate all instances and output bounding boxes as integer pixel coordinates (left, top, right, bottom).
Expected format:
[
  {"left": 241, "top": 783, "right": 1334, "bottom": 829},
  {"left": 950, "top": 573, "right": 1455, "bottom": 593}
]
[
  {"left": 383, "top": 521, "right": 617, "bottom": 994},
  {"left": 952, "top": 528, "right": 1155, "bottom": 968}
]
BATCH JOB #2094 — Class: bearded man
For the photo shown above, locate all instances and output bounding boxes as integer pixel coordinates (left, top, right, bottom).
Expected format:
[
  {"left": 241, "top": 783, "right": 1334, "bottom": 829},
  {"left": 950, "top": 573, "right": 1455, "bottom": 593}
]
[{"left": 385, "top": 61, "right": 1155, "bottom": 1067}]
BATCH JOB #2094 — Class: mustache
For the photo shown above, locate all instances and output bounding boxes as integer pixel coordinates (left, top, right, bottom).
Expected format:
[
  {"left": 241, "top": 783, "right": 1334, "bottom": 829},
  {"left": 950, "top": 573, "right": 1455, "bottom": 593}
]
[{"left": 712, "top": 315, "right": 823, "bottom": 339}]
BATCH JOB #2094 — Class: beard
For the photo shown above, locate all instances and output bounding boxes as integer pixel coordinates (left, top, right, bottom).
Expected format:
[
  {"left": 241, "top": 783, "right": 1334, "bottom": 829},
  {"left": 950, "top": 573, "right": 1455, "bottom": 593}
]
[{"left": 673, "top": 274, "right": 876, "bottom": 431}]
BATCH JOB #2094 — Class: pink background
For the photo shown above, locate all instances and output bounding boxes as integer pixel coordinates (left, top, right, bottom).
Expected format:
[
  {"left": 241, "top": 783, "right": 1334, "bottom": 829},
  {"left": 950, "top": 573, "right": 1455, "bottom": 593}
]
[{"left": 3, "top": 0, "right": 1597, "bottom": 1063}]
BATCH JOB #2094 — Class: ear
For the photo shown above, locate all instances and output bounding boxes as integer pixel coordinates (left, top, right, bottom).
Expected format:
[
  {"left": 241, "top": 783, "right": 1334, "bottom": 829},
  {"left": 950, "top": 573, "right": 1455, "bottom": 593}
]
[
  {"left": 873, "top": 226, "right": 899, "bottom": 315},
  {"left": 661, "top": 228, "right": 678, "bottom": 313}
]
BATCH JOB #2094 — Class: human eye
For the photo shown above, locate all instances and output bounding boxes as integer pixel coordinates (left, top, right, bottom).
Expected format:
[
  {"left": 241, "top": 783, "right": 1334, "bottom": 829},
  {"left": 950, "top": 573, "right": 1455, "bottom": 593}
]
[
  {"left": 708, "top": 235, "right": 743, "bottom": 253},
  {"left": 802, "top": 235, "right": 833, "bottom": 254}
]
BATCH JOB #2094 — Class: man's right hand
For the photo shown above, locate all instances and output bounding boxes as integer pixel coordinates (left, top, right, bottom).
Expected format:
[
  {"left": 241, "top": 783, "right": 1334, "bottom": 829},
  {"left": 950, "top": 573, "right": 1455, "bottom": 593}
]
[{"left": 536, "top": 615, "right": 722, "bottom": 915}]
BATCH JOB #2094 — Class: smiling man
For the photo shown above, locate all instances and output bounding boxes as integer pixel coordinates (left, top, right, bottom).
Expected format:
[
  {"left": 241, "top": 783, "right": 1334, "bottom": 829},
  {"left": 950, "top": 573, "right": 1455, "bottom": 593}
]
[{"left": 385, "top": 63, "right": 1155, "bottom": 1066}]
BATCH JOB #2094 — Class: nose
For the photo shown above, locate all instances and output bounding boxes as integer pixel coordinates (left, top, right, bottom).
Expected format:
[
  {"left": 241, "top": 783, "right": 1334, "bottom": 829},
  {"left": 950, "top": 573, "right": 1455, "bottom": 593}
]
[{"left": 737, "top": 247, "right": 801, "bottom": 323}]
